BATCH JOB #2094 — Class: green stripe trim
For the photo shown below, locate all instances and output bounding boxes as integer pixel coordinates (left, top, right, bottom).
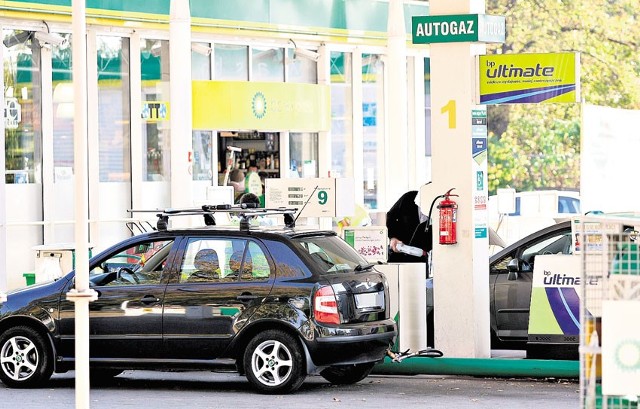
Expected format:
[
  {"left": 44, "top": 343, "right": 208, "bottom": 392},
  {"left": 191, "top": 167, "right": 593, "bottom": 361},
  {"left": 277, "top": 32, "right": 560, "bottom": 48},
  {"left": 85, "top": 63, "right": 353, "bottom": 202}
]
[
  {"left": 1, "top": 0, "right": 428, "bottom": 34},
  {"left": 373, "top": 356, "right": 579, "bottom": 378}
]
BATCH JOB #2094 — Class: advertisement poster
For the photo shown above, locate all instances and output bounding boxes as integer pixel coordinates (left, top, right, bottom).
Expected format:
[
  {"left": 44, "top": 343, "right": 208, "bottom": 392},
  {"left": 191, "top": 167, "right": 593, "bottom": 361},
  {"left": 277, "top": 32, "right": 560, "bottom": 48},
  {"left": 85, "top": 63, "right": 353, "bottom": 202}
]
[
  {"left": 602, "top": 300, "right": 640, "bottom": 396},
  {"left": 528, "top": 255, "right": 586, "bottom": 343},
  {"left": 343, "top": 226, "right": 388, "bottom": 264},
  {"left": 478, "top": 52, "right": 580, "bottom": 105}
]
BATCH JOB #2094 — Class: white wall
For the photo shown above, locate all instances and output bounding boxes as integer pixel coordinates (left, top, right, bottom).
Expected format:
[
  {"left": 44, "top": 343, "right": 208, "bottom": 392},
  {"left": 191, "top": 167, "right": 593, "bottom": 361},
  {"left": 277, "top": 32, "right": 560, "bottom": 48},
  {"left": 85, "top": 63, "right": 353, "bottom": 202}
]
[{"left": 582, "top": 104, "right": 640, "bottom": 213}]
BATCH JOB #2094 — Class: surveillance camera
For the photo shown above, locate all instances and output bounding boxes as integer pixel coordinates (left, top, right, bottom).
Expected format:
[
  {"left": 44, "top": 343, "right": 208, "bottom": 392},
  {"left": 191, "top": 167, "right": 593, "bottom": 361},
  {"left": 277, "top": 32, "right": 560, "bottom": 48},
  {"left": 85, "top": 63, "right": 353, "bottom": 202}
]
[
  {"left": 191, "top": 43, "right": 212, "bottom": 56},
  {"left": 294, "top": 48, "right": 319, "bottom": 62},
  {"left": 34, "top": 31, "right": 66, "bottom": 47},
  {"left": 3, "top": 31, "right": 33, "bottom": 48}
]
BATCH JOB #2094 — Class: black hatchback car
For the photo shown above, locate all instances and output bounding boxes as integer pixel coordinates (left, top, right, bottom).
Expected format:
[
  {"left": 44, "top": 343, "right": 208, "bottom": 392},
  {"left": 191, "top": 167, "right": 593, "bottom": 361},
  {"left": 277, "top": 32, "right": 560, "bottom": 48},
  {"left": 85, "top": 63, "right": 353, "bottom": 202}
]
[{"left": 0, "top": 207, "right": 396, "bottom": 394}]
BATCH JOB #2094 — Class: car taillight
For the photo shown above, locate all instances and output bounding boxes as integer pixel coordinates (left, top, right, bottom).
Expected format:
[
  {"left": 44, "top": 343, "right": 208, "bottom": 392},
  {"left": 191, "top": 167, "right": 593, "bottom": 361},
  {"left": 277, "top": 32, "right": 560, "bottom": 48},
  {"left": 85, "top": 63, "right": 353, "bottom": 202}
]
[{"left": 314, "top": 286, "right": 340, "bottom": 325}]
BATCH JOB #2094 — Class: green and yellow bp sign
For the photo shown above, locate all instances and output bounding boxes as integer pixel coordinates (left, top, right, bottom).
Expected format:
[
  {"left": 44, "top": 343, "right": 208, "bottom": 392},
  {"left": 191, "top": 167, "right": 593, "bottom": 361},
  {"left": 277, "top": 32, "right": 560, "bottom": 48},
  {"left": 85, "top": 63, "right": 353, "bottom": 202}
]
[{"left": 478, "top": 52, "right": 580, "bottom": 104}]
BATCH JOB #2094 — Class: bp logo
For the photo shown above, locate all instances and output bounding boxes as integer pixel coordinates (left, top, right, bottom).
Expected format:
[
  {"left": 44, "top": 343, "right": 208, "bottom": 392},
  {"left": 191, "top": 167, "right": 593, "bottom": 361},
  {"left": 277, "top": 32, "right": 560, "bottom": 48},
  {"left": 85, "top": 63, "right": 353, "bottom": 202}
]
[{"left": 252, "top": 92, "right": 267, "bottom": 119}]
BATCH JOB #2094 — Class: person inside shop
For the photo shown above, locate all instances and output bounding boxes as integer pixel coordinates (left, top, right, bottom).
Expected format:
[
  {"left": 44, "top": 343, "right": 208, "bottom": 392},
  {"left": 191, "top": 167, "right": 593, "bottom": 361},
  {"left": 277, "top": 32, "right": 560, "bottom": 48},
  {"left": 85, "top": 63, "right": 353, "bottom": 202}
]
[
  {"left": 238, "top": 192, "right": 260, "bottom": 208},
  {"left": 386, "top": 187, "right": 432, "bottom": 263},
  {"left": 258, "top": 171, "right": 269, "bottom": 207},
  {"left": 228, "top": 169, "right": 246, "bottom": 203},
  {"left": 237, "top": 192, "right": 276, "bottom": 226}
]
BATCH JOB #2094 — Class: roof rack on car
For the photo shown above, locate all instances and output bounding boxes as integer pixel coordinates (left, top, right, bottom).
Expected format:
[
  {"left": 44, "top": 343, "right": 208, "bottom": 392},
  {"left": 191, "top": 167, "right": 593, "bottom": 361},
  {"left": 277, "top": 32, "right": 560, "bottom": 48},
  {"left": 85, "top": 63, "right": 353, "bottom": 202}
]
[{"left": 128, "top": 204, "right": 298, "bottom": 232}]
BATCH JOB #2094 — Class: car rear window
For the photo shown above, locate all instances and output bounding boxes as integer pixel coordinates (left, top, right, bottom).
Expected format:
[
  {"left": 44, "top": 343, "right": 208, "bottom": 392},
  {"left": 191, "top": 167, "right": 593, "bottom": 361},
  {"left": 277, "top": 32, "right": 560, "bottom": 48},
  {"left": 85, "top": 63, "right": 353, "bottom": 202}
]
[{"left": 292, "top": 235, "right": 369, "bottom": 274}]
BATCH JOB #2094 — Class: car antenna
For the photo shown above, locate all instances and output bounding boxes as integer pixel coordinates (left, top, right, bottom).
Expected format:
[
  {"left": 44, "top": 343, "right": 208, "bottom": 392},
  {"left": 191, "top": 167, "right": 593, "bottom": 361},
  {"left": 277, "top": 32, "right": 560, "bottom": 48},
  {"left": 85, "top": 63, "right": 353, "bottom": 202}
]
[{"left": 287, "top": 185, "right": 319, "bottom": 228}]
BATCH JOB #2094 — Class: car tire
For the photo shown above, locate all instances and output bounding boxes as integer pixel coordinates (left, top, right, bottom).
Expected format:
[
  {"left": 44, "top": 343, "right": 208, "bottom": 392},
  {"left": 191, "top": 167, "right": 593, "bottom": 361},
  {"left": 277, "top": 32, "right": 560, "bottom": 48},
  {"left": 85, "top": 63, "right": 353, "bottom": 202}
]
[
  {"left": 320, "top": 362, "right": 375, "bottom": 385},
  {"left": 243, "top": 330, "right": 306, "bottom": 394},
  {"left": 0, "top": 326, "right": 53, "bottom": 388}
]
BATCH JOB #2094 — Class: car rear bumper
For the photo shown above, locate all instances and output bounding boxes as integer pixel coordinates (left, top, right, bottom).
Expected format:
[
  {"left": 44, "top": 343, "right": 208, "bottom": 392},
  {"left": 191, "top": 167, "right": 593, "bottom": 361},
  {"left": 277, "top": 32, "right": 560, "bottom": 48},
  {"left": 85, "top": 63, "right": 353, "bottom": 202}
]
[{"left": 307, "top": 320, "right": 397, "bottom": 366}]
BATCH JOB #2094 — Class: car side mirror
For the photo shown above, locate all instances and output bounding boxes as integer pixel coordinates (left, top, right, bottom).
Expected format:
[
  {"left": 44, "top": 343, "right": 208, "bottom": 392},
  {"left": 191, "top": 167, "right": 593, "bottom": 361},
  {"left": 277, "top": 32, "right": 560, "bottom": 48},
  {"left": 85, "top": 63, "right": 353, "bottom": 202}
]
[
  {"left": 506, "top": 258, "right": 519, "bottom": 272},
  {"left": 506, "top": 258, "right": 519, "bottom": 281}
]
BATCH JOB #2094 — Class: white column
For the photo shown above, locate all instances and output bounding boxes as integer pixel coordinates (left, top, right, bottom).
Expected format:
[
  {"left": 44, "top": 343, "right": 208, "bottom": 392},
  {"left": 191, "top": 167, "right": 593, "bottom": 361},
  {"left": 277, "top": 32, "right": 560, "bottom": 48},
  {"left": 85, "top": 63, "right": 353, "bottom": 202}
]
[
  {"left": 0, "top": 21, "right": 6, "bottom": 302},
  {"left": 169, "top": 0, "right": 193, "bottom": 215},
  {"left": 430, "top": 0, "right": 490, "bottom": 358},
  {"left": 385, "top": 0, "right": 409, "bottom": 205},
  {"left": 68, "top": 1, "right": 99, "bottom": 408}
]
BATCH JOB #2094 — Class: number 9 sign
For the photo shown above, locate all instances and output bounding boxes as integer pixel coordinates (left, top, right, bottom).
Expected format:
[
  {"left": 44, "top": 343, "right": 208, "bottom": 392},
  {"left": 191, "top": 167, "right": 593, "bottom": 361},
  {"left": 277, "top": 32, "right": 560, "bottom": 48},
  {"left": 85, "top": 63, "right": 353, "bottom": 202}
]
[{"left": 317, "top": 190, "right": 328, "bottom": 205}]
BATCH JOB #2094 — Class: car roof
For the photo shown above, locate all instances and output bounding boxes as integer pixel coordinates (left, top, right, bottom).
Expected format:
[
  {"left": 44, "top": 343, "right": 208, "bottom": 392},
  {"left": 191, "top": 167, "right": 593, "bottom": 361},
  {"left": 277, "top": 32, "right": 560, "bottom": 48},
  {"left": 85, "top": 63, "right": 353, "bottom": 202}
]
[{"left": 133, "top": 224, "right": 337, "bottom": 239}]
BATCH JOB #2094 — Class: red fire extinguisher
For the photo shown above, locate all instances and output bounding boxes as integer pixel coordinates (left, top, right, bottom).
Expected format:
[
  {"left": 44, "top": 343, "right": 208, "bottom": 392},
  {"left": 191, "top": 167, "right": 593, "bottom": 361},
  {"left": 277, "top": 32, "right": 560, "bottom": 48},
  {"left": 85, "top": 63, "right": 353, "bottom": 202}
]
[{"left": 437, "top": 188, "right": 458, "bottom": 245}]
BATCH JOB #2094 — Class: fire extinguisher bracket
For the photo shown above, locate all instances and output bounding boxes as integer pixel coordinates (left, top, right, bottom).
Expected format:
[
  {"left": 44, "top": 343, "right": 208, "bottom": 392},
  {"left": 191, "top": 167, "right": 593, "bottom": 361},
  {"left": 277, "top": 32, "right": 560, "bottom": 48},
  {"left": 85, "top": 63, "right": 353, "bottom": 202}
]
[{"left": 437, "top": 188, "right": 458, "bottom": 245}]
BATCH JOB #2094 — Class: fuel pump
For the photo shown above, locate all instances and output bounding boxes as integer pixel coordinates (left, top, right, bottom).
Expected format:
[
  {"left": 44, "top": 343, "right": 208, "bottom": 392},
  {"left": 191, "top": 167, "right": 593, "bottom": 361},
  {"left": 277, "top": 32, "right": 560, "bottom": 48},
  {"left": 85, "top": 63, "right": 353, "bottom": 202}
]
[{"left": 437, "top": 188, "right": 458, "bottom": 245}]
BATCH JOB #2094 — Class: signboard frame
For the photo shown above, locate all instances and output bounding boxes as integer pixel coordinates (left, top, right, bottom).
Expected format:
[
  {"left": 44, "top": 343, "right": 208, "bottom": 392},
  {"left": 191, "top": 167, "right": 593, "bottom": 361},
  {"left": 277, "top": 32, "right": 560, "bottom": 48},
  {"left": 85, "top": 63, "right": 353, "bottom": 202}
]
[{"left": 412, "top": 14, "right": 505, "bottom": 45}]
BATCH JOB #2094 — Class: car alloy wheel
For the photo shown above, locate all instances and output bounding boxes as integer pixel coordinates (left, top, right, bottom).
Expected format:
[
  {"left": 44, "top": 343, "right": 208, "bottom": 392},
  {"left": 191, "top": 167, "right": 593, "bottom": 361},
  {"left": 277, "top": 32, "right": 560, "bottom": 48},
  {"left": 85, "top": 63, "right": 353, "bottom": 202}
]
[
  {"left": 251, "top": 339, "right": 293, "bottom": 386},
  {"left": 1, "top": 335, "right": 39, "bottom": 382},
  {"left": 0, "top": 326, "right": 52, "bottom": 388},
  {"left": 244, "top": 329, "right": 305, "bottom": 394}
]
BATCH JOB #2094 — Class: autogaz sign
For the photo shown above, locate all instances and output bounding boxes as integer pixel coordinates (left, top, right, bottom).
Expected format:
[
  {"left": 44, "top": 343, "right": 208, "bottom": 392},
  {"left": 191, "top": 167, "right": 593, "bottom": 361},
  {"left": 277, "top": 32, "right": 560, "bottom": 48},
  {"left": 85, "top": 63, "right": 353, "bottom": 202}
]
[{"left": 412, "top": 14, "right": 505, "bottom": 44}]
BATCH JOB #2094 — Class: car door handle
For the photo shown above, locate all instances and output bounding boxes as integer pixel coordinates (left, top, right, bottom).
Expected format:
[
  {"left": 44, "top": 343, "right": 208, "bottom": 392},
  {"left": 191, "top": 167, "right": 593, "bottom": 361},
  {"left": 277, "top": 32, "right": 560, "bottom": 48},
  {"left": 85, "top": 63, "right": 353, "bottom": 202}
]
[
  {"left": 140, "top": 295, "right": 160, "bottom": 305},
  {"left": 237, "top": 294, "right": 259, "bottom": 302}
]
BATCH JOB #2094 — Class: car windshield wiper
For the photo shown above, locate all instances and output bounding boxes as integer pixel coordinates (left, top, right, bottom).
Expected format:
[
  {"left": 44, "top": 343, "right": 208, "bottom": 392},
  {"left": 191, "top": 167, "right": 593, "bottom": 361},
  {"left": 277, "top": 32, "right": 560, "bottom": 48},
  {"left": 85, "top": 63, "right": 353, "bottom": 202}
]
[{"left": 354, "top": 263, "right": 374, "bottom": 271}]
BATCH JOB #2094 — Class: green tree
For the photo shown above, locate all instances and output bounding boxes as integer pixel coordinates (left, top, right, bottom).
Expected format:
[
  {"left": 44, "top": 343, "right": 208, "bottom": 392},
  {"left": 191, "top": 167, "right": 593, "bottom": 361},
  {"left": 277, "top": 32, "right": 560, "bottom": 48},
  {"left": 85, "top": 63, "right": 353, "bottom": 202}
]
[{"left": 485, "top": 0, "right": 640, "bottom": 194}]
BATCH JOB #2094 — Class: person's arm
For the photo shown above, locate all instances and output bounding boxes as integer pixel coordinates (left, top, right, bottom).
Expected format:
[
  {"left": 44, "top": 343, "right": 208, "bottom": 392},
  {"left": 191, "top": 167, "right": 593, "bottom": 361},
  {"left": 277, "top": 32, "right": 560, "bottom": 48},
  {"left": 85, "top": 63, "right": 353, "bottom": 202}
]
[
  {"left": 387, "top": 192, "right": 416, "bottom": 253},
  {"left": 389, "top": 237, "right": 402, "bottom": 252}
]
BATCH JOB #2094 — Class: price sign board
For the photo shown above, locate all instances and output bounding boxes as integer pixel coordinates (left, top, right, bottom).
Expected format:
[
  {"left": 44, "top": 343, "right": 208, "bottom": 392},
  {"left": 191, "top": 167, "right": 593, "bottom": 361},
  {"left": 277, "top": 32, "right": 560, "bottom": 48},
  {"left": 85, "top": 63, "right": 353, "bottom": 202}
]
[{"left": 264, "top": 178, "right": 354, "bottom": 218}]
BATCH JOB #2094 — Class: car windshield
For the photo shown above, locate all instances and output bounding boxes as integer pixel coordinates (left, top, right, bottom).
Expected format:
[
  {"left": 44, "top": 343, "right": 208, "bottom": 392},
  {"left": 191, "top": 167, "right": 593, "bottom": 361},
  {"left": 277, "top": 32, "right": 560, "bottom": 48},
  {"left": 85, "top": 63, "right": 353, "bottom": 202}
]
[{"left": 292, "top": 235, "right": 370, "bottom": 274}]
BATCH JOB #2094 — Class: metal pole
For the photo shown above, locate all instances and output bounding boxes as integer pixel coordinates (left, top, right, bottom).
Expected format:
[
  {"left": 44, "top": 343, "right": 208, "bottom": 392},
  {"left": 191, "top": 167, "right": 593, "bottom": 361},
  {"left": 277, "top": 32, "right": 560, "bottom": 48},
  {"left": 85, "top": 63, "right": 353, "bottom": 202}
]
[
  {"left": 67, "top": 1, "right": 98, "bottom": 408},
  {"left": 0, "top": 21, "right": 7, "bottom": 303},
  {"left": 169, "top": 0, "right": 193, "bottom": 225}
]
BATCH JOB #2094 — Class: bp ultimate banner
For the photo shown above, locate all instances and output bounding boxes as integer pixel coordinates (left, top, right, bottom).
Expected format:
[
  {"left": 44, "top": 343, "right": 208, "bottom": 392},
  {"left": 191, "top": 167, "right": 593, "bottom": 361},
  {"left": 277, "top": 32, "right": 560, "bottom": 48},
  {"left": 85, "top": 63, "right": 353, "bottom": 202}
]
[{"left": 477, "top": 52, "right": 580, "bottom": 104}]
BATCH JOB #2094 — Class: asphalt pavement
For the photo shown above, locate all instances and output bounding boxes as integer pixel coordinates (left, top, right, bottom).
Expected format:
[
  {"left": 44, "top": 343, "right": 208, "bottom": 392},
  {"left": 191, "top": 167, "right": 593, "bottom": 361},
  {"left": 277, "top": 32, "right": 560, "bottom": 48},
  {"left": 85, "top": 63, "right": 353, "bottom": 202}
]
[{"left": 0, "top": 369, "right": 580, "bottom": 409}]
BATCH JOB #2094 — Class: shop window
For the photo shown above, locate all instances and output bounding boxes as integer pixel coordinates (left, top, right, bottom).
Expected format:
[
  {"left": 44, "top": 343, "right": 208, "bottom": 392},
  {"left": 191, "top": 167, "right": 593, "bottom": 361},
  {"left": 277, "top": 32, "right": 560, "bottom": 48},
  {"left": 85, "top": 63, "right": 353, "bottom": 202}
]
[
  {"left": 289, "top": 133, "right": 318, "bottom": 178},
  {"left": 192, "top": 131, "right": 213, "bottom": 181},
  {"left": 362, "top": 53, "right": 384, "bottom": 210},
  {"left": 191, "top": 42, "right": 211, "bottom": 81},
  {"left": 3, "top": 29, "right": 42, "bottom": 184},
  {"left": 286, "top": 48, "right": 317, "bottom": 84},
  {"left": 330, "top": 51, "right": 353, "bottom": 178},
  {"left": 214, "top": 44, "right": 248, "bottom": 80},
  {"left": 98, "top": 36, "right": 131, "bottom": 183},
  {"left": 140, "top": 39, "right": 171, "bottom": 181},
  {"left": 251, "top": 46, "right": 284, "bottom": 82},
  {"left": 51, "top": 33, "right": 73, "bottom": 182}
]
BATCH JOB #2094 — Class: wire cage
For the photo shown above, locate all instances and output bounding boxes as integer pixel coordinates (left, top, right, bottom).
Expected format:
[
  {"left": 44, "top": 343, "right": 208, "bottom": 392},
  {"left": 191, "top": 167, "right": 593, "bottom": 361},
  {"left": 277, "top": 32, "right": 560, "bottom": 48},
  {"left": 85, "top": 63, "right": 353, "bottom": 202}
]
[{"left": 577, "top": 215, "right": 640, "bottom": 409}]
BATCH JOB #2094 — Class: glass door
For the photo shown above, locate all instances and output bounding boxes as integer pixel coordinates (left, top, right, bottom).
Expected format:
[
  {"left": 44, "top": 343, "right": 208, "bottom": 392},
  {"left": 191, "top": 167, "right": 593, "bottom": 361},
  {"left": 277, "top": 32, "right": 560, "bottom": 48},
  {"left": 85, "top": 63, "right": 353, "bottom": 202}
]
[
  {"left": 2, "top": 29, "right": 44, "bottom": 289},
  {"left": 94, "top": 35, "right": 133, "bottom": 247}
]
